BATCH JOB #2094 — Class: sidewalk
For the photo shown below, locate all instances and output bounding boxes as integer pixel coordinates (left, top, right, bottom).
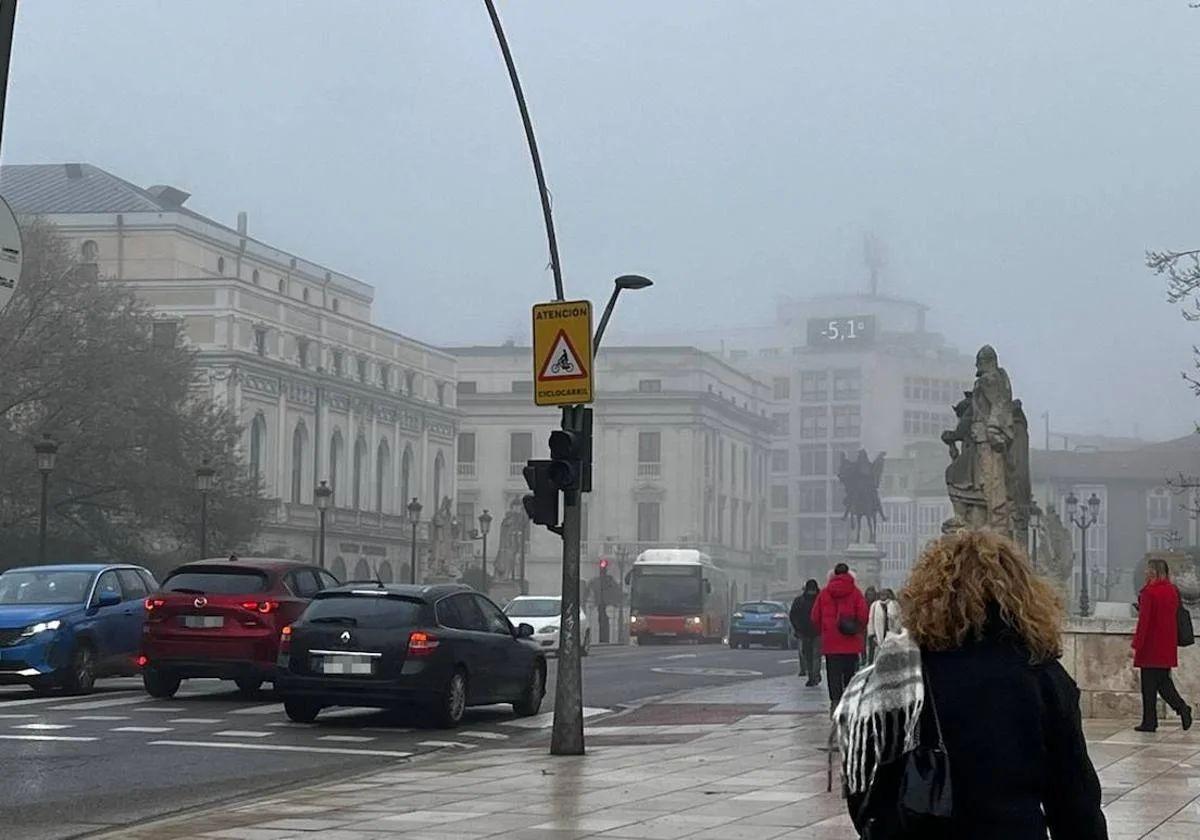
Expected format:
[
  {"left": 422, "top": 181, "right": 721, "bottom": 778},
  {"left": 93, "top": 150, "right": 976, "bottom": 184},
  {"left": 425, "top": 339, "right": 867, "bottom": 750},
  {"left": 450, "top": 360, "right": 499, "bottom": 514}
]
[{"left": 105, "top": 678, "right": 1200, "bottom": 840}]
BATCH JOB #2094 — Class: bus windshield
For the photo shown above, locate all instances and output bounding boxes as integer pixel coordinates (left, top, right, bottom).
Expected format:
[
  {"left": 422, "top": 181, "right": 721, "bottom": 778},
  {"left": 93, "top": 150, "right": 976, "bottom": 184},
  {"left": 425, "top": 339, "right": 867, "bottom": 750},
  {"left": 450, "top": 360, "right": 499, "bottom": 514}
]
[{"left": 631, "top": 568, "right": 702, "bottom": 614}]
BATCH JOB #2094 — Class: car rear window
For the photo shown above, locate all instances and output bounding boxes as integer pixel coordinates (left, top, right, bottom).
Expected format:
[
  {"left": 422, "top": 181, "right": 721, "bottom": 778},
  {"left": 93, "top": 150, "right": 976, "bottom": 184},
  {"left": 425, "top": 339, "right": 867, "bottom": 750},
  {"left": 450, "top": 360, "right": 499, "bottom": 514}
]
[
  {"left": 304, "top": 594, "right": 424, "bottom": 629},
  {"left": 737, "top": 602, "right": 783, "bottom": 614},
  {"left": 163, "top": 567, "right": 269, "bottom": 595}
]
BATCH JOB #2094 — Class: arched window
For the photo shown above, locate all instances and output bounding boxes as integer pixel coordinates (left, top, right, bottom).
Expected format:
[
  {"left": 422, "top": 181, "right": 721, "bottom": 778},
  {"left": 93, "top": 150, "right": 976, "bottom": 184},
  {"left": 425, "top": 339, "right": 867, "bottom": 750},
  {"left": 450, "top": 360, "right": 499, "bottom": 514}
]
[
  {"left": 252, "top": 269, "right": 260, "bottom": 285},
  {"left": 377, "top": 561, "right": 394, "bottom": 583},
  {"left": 353, "top": 558, "right": 371, "bottom": 581},
  {"left": 249, "top": 414, "right": 267, "bottom": 488},
  {"left": 278, "top": 277, "right": 286, "bottom": 294},
  {"left": 217, "top": 255, "right": 226, "bottom": 274},
  {"left": 303, "top": 287, "right": 310, "bottom": 303},
  {"left": 352, "top": 436, "right": 367, "bottom": 510},
  {"left": 405, "top": 370, "right": 416, "bottom": 397},
  {"left": 291, "top": 423, "right": 308, "bottom": 504},
  {"left": 433, "top": 450, "right": 445, "bottom": 506},
  {"left": 331, "top": 556, "right": 347, "bottom": 582},
  {"left": 376, "top": 440, "right": 392, "bottom": 514},
  {"left": 436, "top": 382, "right": 446, "bottom": 406},
  {"left": 329, "top": 430, "right": 344, "bottom": 497},
  {"left": 401, "top": 445, "right": 413, "bottom": 507},
  {"left": 80, "top": 240, "right": 99, "bottom": 261}
]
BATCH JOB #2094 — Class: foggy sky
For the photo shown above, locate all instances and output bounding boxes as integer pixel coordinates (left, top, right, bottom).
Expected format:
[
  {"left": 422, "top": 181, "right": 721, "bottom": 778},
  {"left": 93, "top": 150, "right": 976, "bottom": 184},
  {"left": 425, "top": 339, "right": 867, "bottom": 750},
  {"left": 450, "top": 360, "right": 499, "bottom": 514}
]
[{"left": 5, "top": 1, "right": 1199, "bottom": 442}]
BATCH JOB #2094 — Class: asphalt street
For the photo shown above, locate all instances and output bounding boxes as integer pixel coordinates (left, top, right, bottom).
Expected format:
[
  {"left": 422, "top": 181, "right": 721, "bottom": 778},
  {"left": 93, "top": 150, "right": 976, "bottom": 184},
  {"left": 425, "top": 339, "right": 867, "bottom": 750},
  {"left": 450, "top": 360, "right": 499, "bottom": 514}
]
[{"left": 0, "top": 641, "right": 802, "bottom": 840}]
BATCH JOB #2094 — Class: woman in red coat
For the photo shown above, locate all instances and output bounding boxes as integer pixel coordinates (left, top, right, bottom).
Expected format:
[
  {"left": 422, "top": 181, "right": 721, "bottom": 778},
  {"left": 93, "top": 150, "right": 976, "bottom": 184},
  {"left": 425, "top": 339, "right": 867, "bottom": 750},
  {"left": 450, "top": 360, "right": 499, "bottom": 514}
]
[
  {"left": 1132, "top": 558, "right": 1193, "bottom": 732},
  {"left": 810, "top": 563, "right": 869, "bottom": 709}
]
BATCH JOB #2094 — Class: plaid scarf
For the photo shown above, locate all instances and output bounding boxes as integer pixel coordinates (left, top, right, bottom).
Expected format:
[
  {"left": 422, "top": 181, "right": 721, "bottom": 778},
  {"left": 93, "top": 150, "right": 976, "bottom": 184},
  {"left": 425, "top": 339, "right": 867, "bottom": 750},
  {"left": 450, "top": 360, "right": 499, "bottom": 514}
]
[{"left": 834, "top": 630, "right": 925, "bottom": 794}]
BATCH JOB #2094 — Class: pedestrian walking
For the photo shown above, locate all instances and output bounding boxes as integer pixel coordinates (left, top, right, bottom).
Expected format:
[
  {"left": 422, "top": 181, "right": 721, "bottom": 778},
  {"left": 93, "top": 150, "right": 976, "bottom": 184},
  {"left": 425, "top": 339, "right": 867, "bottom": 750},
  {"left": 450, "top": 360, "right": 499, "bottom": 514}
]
[
  {"left": 1133, "top": 558, "right": 1193, "bottom": 733},
  {"left": 861, "top": 585, "right": 879, "bottom": 666},
  {"left": 867, "top": 587, "right": 901, "bottom": 662},
  {"left": 810, "top": 563, "right": 868, "bottom": 709},
  {"left": 834, "top": 528, "right": 1107, "bottom": 840},
  {"left": 790, "top": 579, "right": 821, "bottom": 686}
]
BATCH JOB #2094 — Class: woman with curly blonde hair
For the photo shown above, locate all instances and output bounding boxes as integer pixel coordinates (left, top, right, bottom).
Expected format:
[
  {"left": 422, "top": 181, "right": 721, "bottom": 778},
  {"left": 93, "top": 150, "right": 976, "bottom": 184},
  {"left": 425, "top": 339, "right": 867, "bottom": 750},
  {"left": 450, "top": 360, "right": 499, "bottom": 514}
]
[{"left": 836, "top": 528, "right": 1107, "bottom": 839}]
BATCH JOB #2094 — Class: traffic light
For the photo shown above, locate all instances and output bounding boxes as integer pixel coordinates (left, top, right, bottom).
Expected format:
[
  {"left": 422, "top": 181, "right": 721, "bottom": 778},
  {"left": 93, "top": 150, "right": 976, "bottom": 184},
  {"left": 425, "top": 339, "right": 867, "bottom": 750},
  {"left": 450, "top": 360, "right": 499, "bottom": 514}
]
[
  {"left": 599, "top": 557, "right": 609, "bottom": 573},
  {"left": 522, "top": 459, "right": 559, "bottom": 529},
  {"left": 548, "top": 408, "right": 593, "bottom": 493}
]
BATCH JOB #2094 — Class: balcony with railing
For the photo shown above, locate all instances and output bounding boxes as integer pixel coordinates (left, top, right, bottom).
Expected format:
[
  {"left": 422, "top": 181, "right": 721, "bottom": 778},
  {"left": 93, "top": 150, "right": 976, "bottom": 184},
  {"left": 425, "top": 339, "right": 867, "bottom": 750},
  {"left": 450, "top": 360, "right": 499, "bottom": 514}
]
[
  {"left": 457, "top": 462, "right": 477, "bottom": 480},
  {"left": 637, "top": 461, "right": 662, "bottom": 481},
  {"left": 509, "top": 462, "right": 526, "bottom": 479}
]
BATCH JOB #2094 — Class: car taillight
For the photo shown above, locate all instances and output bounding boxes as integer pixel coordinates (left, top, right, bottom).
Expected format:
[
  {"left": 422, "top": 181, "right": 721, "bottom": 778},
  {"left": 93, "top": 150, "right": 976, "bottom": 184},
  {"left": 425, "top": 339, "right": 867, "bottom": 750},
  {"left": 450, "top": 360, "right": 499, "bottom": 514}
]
[
  {"left": 144, "top": 598, "right": 166, "bottom": 611},
  {"left": 407, "top": 631, "right": 439, "bottom": 657},
  {"left": 771, "top": 613, "right": 788, "bottom": 620},
  {"left": 136, "top": 655, "right": 148, "bottom": 668},
  {"left": 241, "top": 600, "right": 280, "bottom": 614},
  {"left": 280, "top": 625, "right": 292, "bottom": 653}
]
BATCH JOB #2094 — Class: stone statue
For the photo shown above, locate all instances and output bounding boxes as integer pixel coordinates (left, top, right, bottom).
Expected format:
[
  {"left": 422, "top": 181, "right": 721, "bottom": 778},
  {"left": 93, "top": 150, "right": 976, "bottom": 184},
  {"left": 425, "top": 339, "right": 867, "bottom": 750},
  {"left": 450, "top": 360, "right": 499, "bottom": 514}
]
[
  {"left": 1037, "top": 505, "right": 1075, "bottom": 583},
  {"left": 1009, "top": 399, "right": 1033, "bottom": 550},
  {"left": 942, "top": 345, "right": 1024, "bottom": 536},
  {"left": 837, "top": 449, "right": 887, "bottom": 544},
  {"left": 493, "top": 497, "right": 525, "bottom": 579},
  {"left": 430, "top": 497, "right": 454, "bottom": 576}
]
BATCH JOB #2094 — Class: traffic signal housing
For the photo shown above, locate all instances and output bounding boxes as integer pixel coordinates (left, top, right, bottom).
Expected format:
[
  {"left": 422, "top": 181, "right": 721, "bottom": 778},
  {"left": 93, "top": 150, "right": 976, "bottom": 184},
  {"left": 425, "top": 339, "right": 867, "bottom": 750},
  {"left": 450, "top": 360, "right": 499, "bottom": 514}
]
[{"left": 522, "top": 459, "right": 559, "bottom": 529}]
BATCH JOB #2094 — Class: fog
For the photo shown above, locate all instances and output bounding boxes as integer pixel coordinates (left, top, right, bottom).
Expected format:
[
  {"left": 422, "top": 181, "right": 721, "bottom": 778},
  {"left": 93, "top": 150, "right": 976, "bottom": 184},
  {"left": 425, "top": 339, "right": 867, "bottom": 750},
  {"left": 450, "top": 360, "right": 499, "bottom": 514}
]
[{"left": 5, "top": 1, "right": 1199, "bottom": 440}]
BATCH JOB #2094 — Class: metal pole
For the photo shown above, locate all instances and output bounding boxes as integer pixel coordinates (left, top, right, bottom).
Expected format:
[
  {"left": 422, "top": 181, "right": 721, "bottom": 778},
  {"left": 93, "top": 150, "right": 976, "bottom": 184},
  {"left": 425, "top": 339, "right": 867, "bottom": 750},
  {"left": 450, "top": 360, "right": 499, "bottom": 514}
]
[
  {"left": 38, "top": 471, "right": 48, "bottom": 564},
  {"left": 318, "top": 510, "right": 327, "bottom": 568},
  {"left": 519, "top": 524, "right": 527, "bottom": 594},
  {"left": 410, "top": 521, "right": 418, "bottom": 585},
  {"left": 552, "top": 472, "right": 584, "bottom": 754},
  {"left": 592, "top": 286, "right": 622, "bottom": 355},
  {"left": 481, "top": 532, "right": 489, "bottom": 596},
  {"left": 482, "top": 0, "right": 564, "bottom": 301},
  {"left": 199, "top": 492, "right": 209, "bottom": 560},
  {"left": 1078, "top": 521, "right": 1090, "bottom": 616},
  {"left": 0, "top": 1, "right": 18, "bottom": 158}
]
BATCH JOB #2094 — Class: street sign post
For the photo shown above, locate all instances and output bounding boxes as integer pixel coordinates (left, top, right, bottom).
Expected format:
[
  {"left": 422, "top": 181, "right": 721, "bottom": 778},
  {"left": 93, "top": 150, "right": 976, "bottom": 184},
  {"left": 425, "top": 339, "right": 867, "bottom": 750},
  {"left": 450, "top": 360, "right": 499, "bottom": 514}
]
[
  {"left": 0, "top": 194, "right": 22, "bottom": 315},
  {"left": 532, "top": 299, "right": 593, "bottom": 407}
]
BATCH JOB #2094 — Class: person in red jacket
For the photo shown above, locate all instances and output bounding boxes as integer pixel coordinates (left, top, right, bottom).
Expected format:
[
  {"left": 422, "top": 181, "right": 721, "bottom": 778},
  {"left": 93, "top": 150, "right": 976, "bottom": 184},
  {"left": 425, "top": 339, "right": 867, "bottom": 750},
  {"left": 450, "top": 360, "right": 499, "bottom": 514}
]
[
  {"left": 810, "top": 562, "right": 869, "bottom": 708},
  {"left": 1132, "top": 558, "right": 1193, "bottom": 733}
]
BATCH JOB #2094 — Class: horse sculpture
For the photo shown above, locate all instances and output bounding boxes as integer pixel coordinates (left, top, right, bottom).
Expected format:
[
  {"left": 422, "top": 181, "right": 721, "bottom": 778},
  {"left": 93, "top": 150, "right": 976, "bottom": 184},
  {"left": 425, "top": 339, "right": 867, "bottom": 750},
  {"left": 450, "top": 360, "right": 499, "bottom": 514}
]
[{"left": 837, "top": 450, "right": 887, "bottom": 544}]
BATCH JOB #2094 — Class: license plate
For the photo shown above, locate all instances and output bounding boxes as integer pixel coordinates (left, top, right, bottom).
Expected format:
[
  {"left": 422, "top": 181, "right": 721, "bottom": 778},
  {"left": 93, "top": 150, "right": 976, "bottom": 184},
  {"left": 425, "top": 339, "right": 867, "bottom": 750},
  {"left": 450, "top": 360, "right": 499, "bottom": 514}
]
[
  {"left": 183, "top": 615, "right": 223, "bottom": 629},
  {"left": 319, "top": 655, "right": 375, "bottom": 675},
  {"left": 749, "top": 630, "right": 767, "bottom": 635}
]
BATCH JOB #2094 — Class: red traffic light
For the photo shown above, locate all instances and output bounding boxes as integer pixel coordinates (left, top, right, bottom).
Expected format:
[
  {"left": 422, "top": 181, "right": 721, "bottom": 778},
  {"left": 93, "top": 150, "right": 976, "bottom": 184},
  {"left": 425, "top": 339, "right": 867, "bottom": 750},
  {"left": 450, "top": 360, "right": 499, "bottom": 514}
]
[{"left": 599, "top": 558, "right": 609, "bottom": 571}]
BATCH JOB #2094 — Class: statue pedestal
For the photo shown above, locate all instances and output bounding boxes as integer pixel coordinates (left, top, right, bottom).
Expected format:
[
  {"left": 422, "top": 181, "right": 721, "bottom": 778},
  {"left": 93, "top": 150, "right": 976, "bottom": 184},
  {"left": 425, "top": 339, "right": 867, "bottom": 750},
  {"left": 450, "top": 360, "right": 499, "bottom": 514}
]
[{"left": 845, "top": 543, "right": 885, "bottom": 590}]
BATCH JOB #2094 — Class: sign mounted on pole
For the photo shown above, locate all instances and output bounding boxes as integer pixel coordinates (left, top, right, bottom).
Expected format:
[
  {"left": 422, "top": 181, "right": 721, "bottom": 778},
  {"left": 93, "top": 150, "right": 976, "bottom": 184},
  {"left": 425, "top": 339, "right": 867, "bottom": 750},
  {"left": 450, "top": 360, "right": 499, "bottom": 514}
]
[{"left": 532, "top": 299, "right": 593, "bottom": 406}]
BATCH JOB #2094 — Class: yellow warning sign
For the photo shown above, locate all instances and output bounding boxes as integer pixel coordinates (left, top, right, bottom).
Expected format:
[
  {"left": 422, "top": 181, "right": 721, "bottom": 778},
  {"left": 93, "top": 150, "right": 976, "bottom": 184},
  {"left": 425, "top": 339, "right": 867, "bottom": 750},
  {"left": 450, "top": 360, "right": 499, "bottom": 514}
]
[{"left": 532, "top": 299, "right": 593, "bottom": 407}]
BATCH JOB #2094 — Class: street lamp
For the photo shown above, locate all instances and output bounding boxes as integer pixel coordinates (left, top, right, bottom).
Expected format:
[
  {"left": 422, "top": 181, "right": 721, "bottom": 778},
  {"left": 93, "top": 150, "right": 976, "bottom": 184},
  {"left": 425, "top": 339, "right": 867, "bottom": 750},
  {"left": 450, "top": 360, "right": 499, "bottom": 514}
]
[
  {"left": 314, "top": 480, "right": 333, "bottom": 569},
  {"left": 478, "top": 509, "right": 493, "bottom": 596},
  {"left": 33, "top": 435, "right": 58, "bottom": 564},
  {"left": 195, "top": 459, "right": 216, "bottom": 560},
  {"left": 1029, "top": 501, "right": 1043, "bottom": 569},
  {"left": 592, "top": 275, "right": 653, "bottom": 354},
  {"left": 407, "top": 497, "right": 422, "bottom": 585},
  {"left": 1066, "top": 491, "right": 1101, "bottom": 616}
]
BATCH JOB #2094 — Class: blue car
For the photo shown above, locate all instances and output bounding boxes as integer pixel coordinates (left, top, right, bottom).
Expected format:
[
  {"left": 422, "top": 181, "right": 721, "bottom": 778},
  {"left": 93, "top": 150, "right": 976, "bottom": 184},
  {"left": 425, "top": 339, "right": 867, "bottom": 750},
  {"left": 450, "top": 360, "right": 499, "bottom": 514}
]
[
  {"left": 728, "top": 600, "right": 793, "bottom": 649},
  {"left": 0, "top": 564, "right": 158, "bottom": 694}
]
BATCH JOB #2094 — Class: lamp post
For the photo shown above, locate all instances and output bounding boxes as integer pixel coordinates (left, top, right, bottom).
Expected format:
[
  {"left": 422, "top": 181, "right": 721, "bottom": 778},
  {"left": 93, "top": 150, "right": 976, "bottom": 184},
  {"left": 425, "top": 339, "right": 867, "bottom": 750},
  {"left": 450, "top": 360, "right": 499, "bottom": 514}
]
[
  {"left": 33, "top": 434, "right": 58, "bottom": 564},
  {"left": 1066, "top": 491, "right": 1101, "bottom": 616},
  {"left": 1029, "top": 501, "right": 1043, "bottom": 569},
  {"left": 314, "top": 480, "right": 332, "bottom": 568},
  {"left": 407, "top": 497, "right": 422, "bottom": 584},
  {"left": 478, "top": 509, "right": 493, "bottom": 596},
  {"left": 593, "top": 275, "right": 654, "bottom": 354},
  {"left": 195, "top": 459, "right": 216, "bottom": 560}
]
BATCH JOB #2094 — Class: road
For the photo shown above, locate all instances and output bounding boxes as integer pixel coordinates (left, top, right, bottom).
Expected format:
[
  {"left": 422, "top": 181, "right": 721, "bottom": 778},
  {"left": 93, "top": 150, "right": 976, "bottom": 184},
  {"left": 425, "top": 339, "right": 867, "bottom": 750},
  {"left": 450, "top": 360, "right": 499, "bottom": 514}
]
[{"left": 0, "top": 642, "right": 803, "bottom": 839}]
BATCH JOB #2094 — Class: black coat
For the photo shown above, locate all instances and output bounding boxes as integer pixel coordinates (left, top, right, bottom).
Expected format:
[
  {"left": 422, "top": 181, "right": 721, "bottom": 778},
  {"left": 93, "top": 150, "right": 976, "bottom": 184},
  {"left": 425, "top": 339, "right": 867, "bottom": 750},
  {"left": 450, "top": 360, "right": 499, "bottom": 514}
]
[
  {"left": 849, "top": 625, "right": 1107, "bottom": 840},
  {"left": 790, "top": 592, "right": 819, "bottom": 637}
]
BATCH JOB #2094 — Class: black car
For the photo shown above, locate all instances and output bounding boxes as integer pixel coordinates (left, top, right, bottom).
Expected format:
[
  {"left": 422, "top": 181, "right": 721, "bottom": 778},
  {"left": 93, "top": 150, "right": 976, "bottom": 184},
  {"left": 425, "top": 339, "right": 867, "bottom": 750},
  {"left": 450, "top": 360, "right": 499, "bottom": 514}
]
[{"left": 275, "top": 583, "right": 546, "bottom": 728}]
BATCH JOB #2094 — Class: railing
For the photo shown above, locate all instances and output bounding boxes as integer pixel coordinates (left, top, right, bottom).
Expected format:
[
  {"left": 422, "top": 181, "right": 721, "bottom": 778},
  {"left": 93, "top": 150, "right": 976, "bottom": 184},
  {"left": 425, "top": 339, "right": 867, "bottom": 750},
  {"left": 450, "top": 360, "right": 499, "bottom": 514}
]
[
  {"left": 637, "top": 462, "right": 662, "bottom": 480},
  {"left": 457, "top": 462, "right": 477, "bottom": 479},
  {"left": 509, "top": 462, "right": 526, "bottom": 478}
]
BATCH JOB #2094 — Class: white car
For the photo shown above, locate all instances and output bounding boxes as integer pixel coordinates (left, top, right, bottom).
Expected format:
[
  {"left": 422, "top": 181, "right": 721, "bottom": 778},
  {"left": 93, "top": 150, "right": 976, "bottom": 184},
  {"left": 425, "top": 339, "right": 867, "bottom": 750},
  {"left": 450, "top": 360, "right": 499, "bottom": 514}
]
[{"left": 503, "top": 596, "right": 590, "bottom": 655}]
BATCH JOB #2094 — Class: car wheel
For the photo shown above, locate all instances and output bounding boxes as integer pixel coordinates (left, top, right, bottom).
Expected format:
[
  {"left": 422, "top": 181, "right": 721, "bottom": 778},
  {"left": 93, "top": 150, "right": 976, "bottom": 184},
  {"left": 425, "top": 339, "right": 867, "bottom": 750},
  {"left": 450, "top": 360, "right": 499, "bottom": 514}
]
[
  {"left": 433, "top": 668, "right": 468, "bottom": 729},
  {"left": 581, "top": 629, "right": 591, "bottom": 657},
  {"left": 284, "top": 698, "right": 322, "bottom": 723},
  {"left": 235, "top": 677, "right": 262, "bottom": 697},
  {"left": 62, "top": 643, "right": 97, "bottom": 695},
  {"left": 513, "top": 663, "right": 545, "bottom": 717},
  {"left": 143, "top": 667, "right": 181, "bottom": 699}
]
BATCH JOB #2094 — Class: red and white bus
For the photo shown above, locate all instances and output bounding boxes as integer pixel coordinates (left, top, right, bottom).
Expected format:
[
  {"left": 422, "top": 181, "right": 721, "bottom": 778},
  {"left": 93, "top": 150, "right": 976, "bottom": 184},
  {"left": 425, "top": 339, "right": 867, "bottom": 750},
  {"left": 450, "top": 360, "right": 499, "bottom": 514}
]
[{"left": 628, "top": 549, "right": 730, "bottom": 644}]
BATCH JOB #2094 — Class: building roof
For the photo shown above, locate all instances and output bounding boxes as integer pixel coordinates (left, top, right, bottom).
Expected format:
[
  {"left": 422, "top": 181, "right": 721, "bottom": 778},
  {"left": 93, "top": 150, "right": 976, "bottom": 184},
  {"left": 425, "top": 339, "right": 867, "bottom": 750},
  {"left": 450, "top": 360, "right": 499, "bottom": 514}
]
[
  {"left": 1031, "top": 433, "right": 1200, "bottom": 483},
  {"left": 0, "top": 163, "right": 171, "bottom": 214}
]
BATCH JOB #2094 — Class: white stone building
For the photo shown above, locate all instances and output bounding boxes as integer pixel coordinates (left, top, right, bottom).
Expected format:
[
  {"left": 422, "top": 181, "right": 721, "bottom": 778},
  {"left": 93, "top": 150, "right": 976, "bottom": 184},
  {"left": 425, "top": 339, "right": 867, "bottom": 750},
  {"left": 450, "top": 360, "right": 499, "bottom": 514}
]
[
  {"left": 449, "top": 345, "right": 776, "bottom": 602},
  {"left": 1, "top": 163, "right": 458, "bottom": 581}
]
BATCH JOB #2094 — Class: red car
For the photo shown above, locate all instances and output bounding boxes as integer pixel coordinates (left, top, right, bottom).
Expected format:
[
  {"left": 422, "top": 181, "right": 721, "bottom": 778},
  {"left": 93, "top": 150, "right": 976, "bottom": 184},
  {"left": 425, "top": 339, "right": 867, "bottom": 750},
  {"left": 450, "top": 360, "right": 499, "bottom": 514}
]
[{"left": 140, "top": 557, "right": 340, "bottom": 698}]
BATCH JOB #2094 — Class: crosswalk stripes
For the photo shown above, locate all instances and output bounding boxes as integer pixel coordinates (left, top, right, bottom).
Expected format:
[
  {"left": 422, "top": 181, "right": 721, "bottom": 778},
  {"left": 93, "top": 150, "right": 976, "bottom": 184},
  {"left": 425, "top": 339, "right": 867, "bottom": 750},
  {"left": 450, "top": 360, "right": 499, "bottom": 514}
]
[
  {"left": 214, "top": 730, "right": 273, "bottom": 738},
  {"left": 111, "top": 726, "right": 173, "bottom": 733},
  {"left": 230, "top": 703, "right": 285, "bottom": 716}
]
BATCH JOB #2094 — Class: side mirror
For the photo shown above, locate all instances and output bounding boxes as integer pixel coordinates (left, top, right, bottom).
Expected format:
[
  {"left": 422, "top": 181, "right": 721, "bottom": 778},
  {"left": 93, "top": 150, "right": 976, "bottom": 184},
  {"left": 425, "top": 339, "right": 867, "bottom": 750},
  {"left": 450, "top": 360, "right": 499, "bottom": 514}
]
[
  {"left": 516, "top": 622, "right": 535, "bottom": 639},
  {"left": 96, "top": 592, "right": 121, "bottom": 609}
]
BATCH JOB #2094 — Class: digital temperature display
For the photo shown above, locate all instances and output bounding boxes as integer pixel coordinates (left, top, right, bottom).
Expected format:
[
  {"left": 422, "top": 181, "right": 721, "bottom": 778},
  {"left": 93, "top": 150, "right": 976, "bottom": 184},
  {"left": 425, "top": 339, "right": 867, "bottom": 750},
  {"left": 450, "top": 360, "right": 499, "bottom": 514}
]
[{"left": 806, "top": 315, "right": 877, "bottom": 347}]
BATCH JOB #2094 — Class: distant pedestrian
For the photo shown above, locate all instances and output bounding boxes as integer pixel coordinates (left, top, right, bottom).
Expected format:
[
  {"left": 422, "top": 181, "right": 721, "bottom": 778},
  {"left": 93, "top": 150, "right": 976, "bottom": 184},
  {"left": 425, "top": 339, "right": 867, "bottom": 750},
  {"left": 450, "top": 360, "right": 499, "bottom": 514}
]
[
  {"left": 835, "top": 529, "right": 1107, "bottom": 840},
  {"left": 1133, "top": 558, "right": 1193, "bottom": 733},
  {"left": 790, "top": 579, "right": 822, "bottom": 686},
  {"left": 867, "top": 588, "right": 901, "bottom": 662},
  {"left": 811, "top": 563, "right": 868, "bottom": 709},
  {"left": 861, "top": 586, "right": 879, "bottom": 665}
]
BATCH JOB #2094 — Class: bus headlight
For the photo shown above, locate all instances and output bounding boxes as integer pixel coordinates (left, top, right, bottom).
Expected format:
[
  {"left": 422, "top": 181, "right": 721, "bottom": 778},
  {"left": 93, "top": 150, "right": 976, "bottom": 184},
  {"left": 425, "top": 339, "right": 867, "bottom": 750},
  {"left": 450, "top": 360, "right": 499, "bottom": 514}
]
[{"left": 688, "top": 616, "right": 703, "bottom": 626}]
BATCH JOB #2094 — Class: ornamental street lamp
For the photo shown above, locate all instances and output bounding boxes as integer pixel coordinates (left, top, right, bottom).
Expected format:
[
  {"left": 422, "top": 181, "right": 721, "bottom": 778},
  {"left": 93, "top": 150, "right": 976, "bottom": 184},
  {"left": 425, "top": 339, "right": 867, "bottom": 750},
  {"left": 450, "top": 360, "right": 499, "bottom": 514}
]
[
  {"left": 34, "top": 435, "right": 58, "bottom": 564},
  {"left": 1029, "top": 501, "right": 1043, "bottom": 569},
  {"left": 478, "top": 509, "right": 493, "bottom": 596},
  {"left": 195, "top": 459, "right": 216, "bottom": 560},
  {"left": 407, "top": 497, "right": 422, "bottom": 584},
  {"left": 1066, "top": 491, "right": 1101, "bottom": 616},
  {"left": 314, "top": 480, "right": 333, "bottom": 568}
]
